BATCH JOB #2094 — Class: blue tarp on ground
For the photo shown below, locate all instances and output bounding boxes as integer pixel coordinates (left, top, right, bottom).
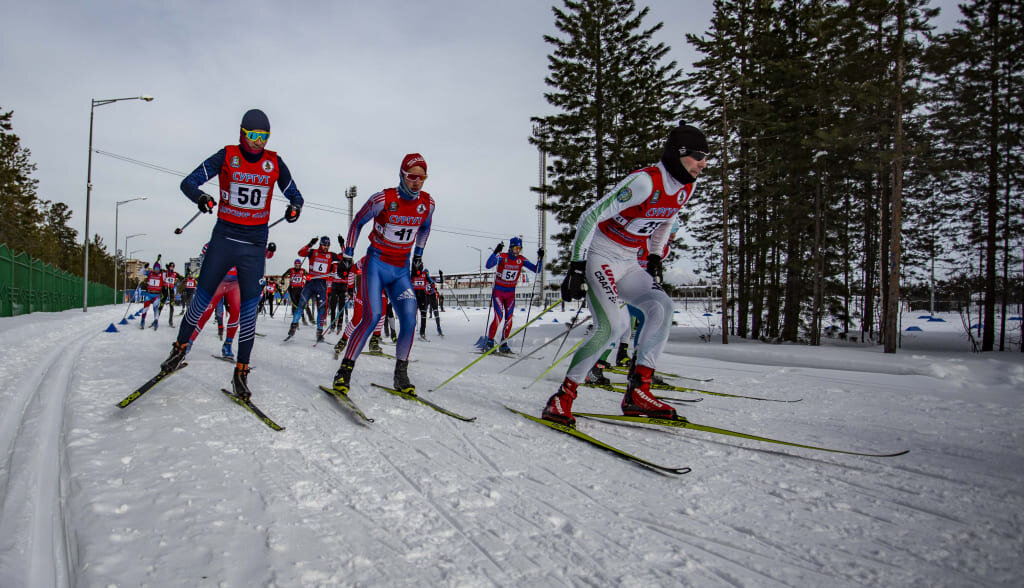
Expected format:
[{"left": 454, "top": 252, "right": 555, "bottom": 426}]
[{"left": 906, "top": 326, "right": 923, "bottom": 332}]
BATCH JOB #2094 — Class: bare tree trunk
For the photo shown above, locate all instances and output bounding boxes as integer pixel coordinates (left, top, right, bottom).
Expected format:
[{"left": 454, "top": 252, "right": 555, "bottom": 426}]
[
  {"left": 721, "top": 81, "right": 730, "bottom": 345},
  {"left": 885, "top": 1, "right": 906, "bottom": 354}
]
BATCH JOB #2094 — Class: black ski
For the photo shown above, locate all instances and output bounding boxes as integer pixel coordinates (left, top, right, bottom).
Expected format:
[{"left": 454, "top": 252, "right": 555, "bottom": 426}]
[
  {"left": 117, "top": 362, "right": 189, "bottom": 408},
  {"left": 505, "top": 406, "right": 690, "bottom": 475},
  {"left": 574, "top": 413, "right": 909, "bottom": 458},
  {"left": 318, "top": 385, "right": 374, "bottom": 424},
  {"left": 369, "top": 383, "right": 476, "bottom": 422},
  {"left": 582, "top": 381, "right": 702, "bottom": 403},
  {"left": 220, "top": 389, "right": 285, "bottom": 431}
]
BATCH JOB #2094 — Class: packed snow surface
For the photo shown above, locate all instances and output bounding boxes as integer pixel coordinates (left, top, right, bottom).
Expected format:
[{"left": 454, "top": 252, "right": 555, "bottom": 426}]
[{"left": 0, "top": 303, "right": 1021, "bottom": 587}]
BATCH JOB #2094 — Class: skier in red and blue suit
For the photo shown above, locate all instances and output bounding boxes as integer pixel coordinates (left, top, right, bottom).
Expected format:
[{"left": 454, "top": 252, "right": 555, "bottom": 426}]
[
  {"left": 482, "top": 236, "right": 543, "bottom": 353},
  {"left": 286, "top": 235, "right": 342, "bottom": 343},
  {"left": 158, "top": 108, "right": 303, "bottom": 401},
  {"left": 332, "top": 153, "right": 435, "bottom": 395}
]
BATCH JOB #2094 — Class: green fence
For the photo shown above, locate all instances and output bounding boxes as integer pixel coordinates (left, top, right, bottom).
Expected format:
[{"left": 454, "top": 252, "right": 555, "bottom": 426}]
[{"left": 0, "top": 243, "right": 121, "bottom": 317}]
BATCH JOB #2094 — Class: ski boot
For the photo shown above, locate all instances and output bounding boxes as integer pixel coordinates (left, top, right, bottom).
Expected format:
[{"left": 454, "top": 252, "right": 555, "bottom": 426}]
[
  {"left": 621, "top": 364, "right": 676, "bottom": 419},
  {"left": 316, "top": 329, "right": 325, "bottom": 344},
  {"left": 498, "top": 341, "right": 512, "bottom": 354},
  {"left": 585, "top": 361, "right": 611, "bottom": 386},
  {"left": 393, "top": 360, "right": 415, "bottom": 395},
  {"left": 333, "top": 336, "right": 348, "bottom": 359},
  {"left": 437, "top": 329, "right": 444, "bottom": 337},
  {"left": 287, "top": 323, "right": 298, "bottom": 339},
  {"left": 333, "top": 359, "right": 355, "bottom": 394},
  {"left": 615, "top": 343, "right": 631, "bottom": 367},
  {"left": 232, "top": 363, "right": 252, "bottom": 401},
  {"left": 160, "top": 341, "right": 188, "bottom": 373},
  {"left": 542, "top": 378, "right": 578, "bottom": 426},
  {"left": 218, "top": 325, "right": 224, "bottom": 340},
  {"left": 369, "top": 334, "right": 383, "bottom": 353},
  {"left": 418, "top": 332, "right": 429, "bottom": 342},
  {"left": 221, "top": 339, "right": 234, "bottom": 359},
  {"left": 139, "top": 318, "right": 146, "bottom": 330},
  {"left": 482, "top": 338, "right": 496, "bottom": 352}
]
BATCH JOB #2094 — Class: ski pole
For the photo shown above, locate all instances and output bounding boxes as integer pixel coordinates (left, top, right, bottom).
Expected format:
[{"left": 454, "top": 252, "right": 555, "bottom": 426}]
[
  {"left": 443, "top": 282, "right": 471, "bottom": 322},
  {"left": 523, "top": 338, "right": 584, "bottom": 389},
  {"left": 173, "top": 211, "right": 202, "bottom": 235},
  {"left": 267, "top": 215, "right": 287, "bottom": 230},
  {"left": 431, "top": 299, "right": 561, "bottom": 393},
  {"left": 518, "top": 274, "right": 542, "bottom": 352},
  {"left": 501, "top": 314, "right": 592, "bottom": 374},
  {"left": 551, "top": 302, "right": 587, "bottom": 360}
]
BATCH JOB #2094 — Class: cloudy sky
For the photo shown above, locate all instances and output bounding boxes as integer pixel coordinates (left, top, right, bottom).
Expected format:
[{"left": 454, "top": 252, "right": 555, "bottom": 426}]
[{"left": 2, "top": 0, "right": 962, "bottom": 284}]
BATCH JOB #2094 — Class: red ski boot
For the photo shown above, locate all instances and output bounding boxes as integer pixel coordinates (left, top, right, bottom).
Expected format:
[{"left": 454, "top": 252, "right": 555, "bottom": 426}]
[
  {"left": 621, "top": 364, "right": 676, "bottom": 419},
  {"left": 542, "top": 378, "right": 579, "bottom": 426}
]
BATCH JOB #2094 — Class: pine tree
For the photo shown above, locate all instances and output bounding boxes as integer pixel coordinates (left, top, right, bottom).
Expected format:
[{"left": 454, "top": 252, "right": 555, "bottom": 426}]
[
  {"left": 531, "top": 0, "right": 685, "bottom": 271},
  {"left": 0, "top": 109, "right": 44, "bottom": 254}
]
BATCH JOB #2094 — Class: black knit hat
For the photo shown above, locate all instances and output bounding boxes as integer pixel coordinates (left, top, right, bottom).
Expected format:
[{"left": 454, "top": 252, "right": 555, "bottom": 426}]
[
  {"left": 240, "top": 109, "right": 270, "bottom": 131},
  {"left": 661, "top": 122, "right": 707, "bottom": 184}
]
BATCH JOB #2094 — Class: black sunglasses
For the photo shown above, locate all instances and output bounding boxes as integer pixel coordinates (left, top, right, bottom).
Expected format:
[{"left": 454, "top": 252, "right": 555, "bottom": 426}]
[{"left": 679, "top": 148, "right": 709, "bottom": 161}]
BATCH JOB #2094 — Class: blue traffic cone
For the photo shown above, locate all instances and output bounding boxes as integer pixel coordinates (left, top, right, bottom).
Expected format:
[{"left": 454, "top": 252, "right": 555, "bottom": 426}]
[
  {"left": 119, "top": 318, "right": 129, "bottom": 325},
  {"left": 104, "top": 323, "right": 119, "bottom": 333},
  {"left": 552, "top": 318, "right": 559, "bottom": 323}
]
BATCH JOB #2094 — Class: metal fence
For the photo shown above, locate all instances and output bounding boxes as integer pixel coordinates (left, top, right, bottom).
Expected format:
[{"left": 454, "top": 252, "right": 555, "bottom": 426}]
[{"left": 0, "top": 243, "right": 120, "bottom": 317}]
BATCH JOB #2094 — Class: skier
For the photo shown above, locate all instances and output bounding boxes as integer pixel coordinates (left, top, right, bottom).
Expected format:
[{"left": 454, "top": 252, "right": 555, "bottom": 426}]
[
  {"left": 542, "top": 123, "right": 707, "bottom": 426},
  {"left": 327, "top": 234, "right": 350, "bottom": 333},
  {"left": 287, "top": 236, "right": 342, "bottom": 342},
  {"left": 160, "top": 262, "right": 181, "bottom": 328},
  {"left": 158, "top": 108, "right": 304, "bottom": 401},
  {"left": 138, "top": 256, "right": 164, "bottom": 329},
  {"left": 181, "top": 271, "right": 197, "bottom": 315},
  {"left": 281, "top": 258, "right": 313, "bottom": 325},
  {"left": 482, "top": 237, "right": 543, "bottom": 353},
  {"left": 412, "top": 266, "right": 443, "bottom": 338},
  {"left": 332, "top": 153, "right": 435, "bottom": 395},
  {"left": 259, "top": 277, "right": 277, "bottom": 318},
  {"left": 333, "top": 258, "right": 388, "bottom": 357}
]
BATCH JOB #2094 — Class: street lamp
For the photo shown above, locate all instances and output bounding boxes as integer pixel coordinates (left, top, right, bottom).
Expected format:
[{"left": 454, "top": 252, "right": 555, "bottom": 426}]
[
  {"left": 123, "top": 233, "right": 145, "bottom": 296},
  {"left": 114, "top": 197, "right": 147, "bottom": 303},
  {"left": 467, "top": 245, "right": 484, "bottom": 305},
  {"left": 83, "top": 94, "right": 154, "bottom": 311}
]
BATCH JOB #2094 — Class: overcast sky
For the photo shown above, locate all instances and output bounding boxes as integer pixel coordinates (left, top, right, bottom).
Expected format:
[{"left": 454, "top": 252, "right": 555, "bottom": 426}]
[{"left": 2, "top": 0, "right": 963, "bottom": 282}]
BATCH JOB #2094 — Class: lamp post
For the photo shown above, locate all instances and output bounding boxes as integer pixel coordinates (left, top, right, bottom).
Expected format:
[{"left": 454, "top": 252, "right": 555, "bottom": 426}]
[
  {"left": 123, "top": 233, "right": 145, "bottom": 296},
  {"left": 114, "top": 197, "right": 147, "bottom": 303},
  {"left": 83, "top": 94, "right": 154, "bottom": 312},
  {"left": 467, "top": 245, "right": 483, "bottom": 305}
]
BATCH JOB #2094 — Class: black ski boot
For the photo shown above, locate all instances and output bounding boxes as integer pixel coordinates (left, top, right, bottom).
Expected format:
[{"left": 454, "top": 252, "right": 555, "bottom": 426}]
[
  {"left": 160, "top": 341, "right": 188, "bottom": 373},
  {"left": 585, "top": 361, "right": 611, "bottom": 385},
  {"left": 369, "top": 334, "right": 383, "bottom": 353},
  {"left": 232, "top": 363, "right": 252, "bottom": 401},
  {"left": 615, "top": 342, "right": 630, "bottom": 367},
  {"left": 393, "top": 360, "right": 415, "bottom": 395},
  {"left": 333, "top": 359, "right": 355, "bottom": 394},
  {"left": 218, "top": 325, "right": 224, "bottom": 340},
  {"left": 316, "top": 329, "right": 324, "bottom": 343},
  {"left": 287, "top": 322, "right": 298, "bottom": 338}
]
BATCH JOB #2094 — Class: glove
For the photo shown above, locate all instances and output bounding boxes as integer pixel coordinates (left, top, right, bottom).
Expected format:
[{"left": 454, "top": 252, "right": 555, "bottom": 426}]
[
  {"left": 267, "top": 242, "right": 277, "bottom": 253},
  {"left": 412, "top": 255, "right": 424, "bottom": 274},
  {"left": 437, "top": 269, "right": 444, "bottom": 283},
  {"left": 646, "top": 254, "right": 663, "bottom": 283},
  {"left": 285, "top": 204, "right": 301, "bottom": 223},
  {"left": 337, "top": 235, "right": 345, "bottom": 250},
  {"left": 307, "top": 237, "right": 318, "bottom": 248},
  {"left": 493, "top": 242, "right": 504, "bottom": 255},
  {"left": 339, "top": 256, "right": 352, "bottom": 274},
  {"left": 197, "top": 193, "right": 215, "bottom": 214},
  {"left": 560, "top": 260, "right": 587, "bottom": 301},
  {"left": 537, "top": 248, "right": 545, "bottom": 262}
]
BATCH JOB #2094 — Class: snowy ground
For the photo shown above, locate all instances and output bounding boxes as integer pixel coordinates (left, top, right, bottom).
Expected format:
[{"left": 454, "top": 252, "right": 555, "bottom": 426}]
[{"left": 0, "top": 301, "right": 1022, "bottom": 587}]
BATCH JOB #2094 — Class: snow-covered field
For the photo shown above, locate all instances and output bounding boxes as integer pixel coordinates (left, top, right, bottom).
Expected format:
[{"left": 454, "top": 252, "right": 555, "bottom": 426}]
[{"left": 0, "top": 301, "right": 1021, "bottom": 587}]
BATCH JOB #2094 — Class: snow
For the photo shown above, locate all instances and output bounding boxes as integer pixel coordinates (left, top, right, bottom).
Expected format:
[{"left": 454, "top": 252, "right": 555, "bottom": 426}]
[{"left": 0, "top": 303, "right": 1022, "bottom": 587}]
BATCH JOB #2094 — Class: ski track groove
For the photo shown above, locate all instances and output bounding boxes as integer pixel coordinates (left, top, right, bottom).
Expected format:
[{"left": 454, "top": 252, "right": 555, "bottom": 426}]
[{"left": 0, "top": 321, "right": 96, "bottom": 588}]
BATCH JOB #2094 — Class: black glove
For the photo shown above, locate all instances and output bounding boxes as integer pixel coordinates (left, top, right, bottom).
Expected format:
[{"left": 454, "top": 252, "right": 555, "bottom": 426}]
[
  {"left": 537, "top": 248, "right": 545, "bottom": 261},
  {"left": 560, "top": 260, "right": 587, "bottom": 301},
  {"left": 493, "top": 242, "right": 504, "bottom": 255},
  {"left": 646, "top": 254, "right": 663, "bottom": 283},
  {"left": 307, "top": 237, "right": 318, "bottom": 248},
  {"left": 285, "top": 204, "right": 301, "bottom": 223},
  {"left": 437, "top": 270, "right": 444, "bottom": 283},
  {"left": 337, "top": 235, "right": 345, "bottom": 250},
  {"left": 412, "top": 255, "right": 424, "bottom": 274},
  {"left": 267, "top": 242, "right": 277, "bottom": 253},
  {"left": 339, "top": 256, "right": 352, "bottom": 274},
  {"left": 197, "top": 193, "right": 215, "bottom": 214}
]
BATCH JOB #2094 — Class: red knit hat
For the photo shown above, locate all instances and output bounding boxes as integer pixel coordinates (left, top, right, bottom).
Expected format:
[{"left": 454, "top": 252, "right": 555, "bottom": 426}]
[{"left": 401, "top": 153, "right": 427, "bottom": 173}]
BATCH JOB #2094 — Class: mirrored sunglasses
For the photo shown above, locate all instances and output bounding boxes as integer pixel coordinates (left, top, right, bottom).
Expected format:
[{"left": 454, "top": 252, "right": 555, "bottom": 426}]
[
  {"left": 680, "top": 148, "right": 709, "bottom": 161},
  {"left": 402, "top": 171, "right": 427, "bottom": 182},
  {"left": 242, "top": 128, "right": 270, "bottom": 142}
]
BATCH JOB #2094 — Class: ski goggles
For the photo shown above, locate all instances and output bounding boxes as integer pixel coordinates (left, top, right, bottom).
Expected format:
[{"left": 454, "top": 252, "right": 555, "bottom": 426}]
[
  {"left": 679, "top": 148, "right": 709, "bottom": 162},
  {"left": 402, "top": 171, "right": 427, "bottom": 183},
  {"left": 242, "top": 128, "right": 270, "bottom": 143}
]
